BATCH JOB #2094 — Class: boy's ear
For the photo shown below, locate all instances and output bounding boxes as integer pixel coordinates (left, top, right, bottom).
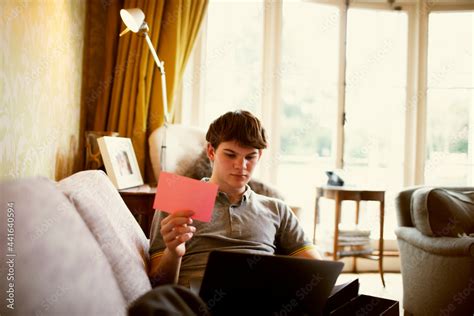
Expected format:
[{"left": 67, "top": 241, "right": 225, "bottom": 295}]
[{"left": 206, "top": 143, "right": 215, "bottom": 161}]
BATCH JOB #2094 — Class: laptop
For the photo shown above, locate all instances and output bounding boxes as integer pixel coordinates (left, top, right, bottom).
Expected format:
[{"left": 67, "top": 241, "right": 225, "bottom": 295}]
[{"left": 198, "top": 250, "right": 344, "bottom": 316}]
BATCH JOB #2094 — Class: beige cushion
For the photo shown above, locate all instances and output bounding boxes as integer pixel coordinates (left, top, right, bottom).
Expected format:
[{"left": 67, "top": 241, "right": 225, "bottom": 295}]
[
  {"left": 58, "top": 170, "right": 151, "bottom": 304},
  {"left": 411, "top": 187, "right": 474, "bottom": 237},
  {"left": 0, "top": 178, "right": 126, "bottom": 315},
  {"left": 148, "top": 124, "right": 207, "bottom": 182}
]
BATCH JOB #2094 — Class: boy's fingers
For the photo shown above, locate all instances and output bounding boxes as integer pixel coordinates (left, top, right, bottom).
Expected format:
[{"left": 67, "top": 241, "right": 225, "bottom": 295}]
[
  {"left": 161, "top": 211, "right": 194, "bottom": 226},
  {"left": 178, "top": 232, "right": 193, "bottom": 243},
  {"left": 163, "top": 226, "right": 195, "bottom": 243},
  {"left": 166, "top": 239, "right": 183, "bottom": 250},
  {"left": 172, "top": 210, "right": 195, "bottom": 217},
  {"left": 173, "top": 226, "right": 196, "bottom": 235},
  {"left": 166, "top": 232, "right": 194, "bottom": 249},
  {"left": 161, "top": 217, "right": 192, "bottom": 233}
]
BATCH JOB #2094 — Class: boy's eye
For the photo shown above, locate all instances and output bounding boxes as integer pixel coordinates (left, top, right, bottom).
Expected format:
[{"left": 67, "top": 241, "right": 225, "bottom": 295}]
[
  {"left": 246, "top": 155, "right": 257, "bottom": 160},
  {"left": 225, "top": 153, "right": 236, "bottom": 158}
]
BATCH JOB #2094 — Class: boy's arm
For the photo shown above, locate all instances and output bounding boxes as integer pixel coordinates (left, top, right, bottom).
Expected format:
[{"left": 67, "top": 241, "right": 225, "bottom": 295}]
[
  {"left": 293, "top": 247, "right": 323, "bottom": 260},
  {"left": 149, "top": 249, "right": 182, "bottom": 285},
  {"left": 148, "top": 210, "right": 195, "bottom": 285},
  {"left": 278, "top": 203, "right": 322, "bottom": 260}
]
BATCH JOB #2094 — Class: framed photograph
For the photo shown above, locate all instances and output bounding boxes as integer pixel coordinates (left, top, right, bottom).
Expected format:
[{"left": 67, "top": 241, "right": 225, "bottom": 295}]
[{"left": 97, "top": 136, "right": 144, "bottom": 189}]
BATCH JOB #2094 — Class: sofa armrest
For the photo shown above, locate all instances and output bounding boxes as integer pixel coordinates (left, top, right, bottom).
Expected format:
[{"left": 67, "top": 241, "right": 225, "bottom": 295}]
[
  {"left": 395, "top": 187, "right": 420, "bottom": 227},
  {"left": 395, "top": 227, "right": 474, "bottom": 257}
]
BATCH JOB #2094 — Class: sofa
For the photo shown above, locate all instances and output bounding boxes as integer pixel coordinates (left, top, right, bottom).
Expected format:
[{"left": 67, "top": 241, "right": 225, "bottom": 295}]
[
  {"left": 395, "top": 186, "right": 474, "bottom": 316},
  {"left": 0, "top": 170, "right": 152, "bottom": 315}
]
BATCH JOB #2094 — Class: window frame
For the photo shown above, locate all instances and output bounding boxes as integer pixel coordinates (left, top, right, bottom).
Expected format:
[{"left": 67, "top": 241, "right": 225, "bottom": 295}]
[{"left": 175, "top": 0, "right": 474, "bottom": 187}]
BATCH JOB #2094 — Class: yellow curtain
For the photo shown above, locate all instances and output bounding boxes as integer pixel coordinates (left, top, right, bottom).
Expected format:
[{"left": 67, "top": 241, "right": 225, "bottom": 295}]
[{"left": 93, "top": 0, "right": 208, "bottom": 182}]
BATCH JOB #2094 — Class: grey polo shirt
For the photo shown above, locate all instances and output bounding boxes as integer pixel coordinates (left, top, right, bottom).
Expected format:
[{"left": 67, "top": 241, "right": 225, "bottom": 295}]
[{"left": 149, "top": 180, "right": 313, "bottom": 287}]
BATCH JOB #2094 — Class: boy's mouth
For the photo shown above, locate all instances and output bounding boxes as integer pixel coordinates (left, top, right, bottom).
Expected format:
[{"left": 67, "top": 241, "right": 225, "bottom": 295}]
[{"left": 231, "top": 174, "right": 248, "bottom": 178}]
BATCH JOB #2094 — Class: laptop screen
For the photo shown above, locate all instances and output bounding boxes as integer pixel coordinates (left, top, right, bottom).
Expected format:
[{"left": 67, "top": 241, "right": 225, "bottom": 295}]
[{"left": 199, "top": 250, "right": 344, "bottom": 316}]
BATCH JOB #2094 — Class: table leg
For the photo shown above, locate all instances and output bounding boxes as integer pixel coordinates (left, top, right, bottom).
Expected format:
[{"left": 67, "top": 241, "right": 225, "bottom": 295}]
[
  {"left": 333, "top": 193, "right": 341, "bottom": 261},
  {"left": 353, "top": 200, "right": 361, "bottom": 272},
  {"left": 314, "top": 194, "right": 321, "bottom": 245},
  {"left": 379, "top": 199, "right": 385, "bottom": 287},
  {"left": 355, "top": 200, "right": 360, "bottom": 225}
]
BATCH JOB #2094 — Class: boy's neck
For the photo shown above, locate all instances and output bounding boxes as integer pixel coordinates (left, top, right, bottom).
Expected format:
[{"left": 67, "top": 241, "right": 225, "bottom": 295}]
[{"left": 209, "top": 177, "right": 246, "bottom": 204}]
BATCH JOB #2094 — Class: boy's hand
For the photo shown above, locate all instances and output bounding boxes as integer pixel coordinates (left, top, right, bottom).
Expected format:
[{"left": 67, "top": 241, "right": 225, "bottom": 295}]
[{"left": 160, "top": 210, "right": 196, "bottom": 258}]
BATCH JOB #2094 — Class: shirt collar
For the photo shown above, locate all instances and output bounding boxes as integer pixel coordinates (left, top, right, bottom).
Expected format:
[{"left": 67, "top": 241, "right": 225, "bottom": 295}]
[{"left": 201, "top": 177, "right": 252, "bottom": 203}]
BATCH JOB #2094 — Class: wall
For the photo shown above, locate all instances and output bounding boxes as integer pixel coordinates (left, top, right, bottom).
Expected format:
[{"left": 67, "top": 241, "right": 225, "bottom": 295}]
[{"left": 0, "top": 0, "right": 86, "bottom": 181}]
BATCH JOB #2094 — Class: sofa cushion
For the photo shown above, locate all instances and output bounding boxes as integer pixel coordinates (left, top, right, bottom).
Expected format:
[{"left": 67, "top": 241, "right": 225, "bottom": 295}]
[
  {"left": 411, "top": 187, "right": 474, "bottom": 237},
  {"left": 58, "top": 170, "right": 151, "bottom": 304},
  {"left": 0, "top": 177, "right": 126, "bottom": 315}
]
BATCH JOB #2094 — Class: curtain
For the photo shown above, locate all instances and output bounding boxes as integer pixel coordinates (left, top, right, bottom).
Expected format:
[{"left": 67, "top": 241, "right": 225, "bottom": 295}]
[{"left": 92, "top": 0, "right": 208, "bottom": 182}]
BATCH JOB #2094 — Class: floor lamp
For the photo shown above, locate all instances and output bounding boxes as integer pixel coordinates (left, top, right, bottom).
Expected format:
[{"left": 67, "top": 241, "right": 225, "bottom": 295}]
[{"left": 119, "top": 8, "right": 169, "bottom": 172}]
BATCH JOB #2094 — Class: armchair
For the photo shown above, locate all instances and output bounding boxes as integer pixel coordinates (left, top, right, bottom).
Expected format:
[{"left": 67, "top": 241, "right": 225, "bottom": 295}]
[{"left": 394, "top": 186, "right": 474, "bottom": 316}]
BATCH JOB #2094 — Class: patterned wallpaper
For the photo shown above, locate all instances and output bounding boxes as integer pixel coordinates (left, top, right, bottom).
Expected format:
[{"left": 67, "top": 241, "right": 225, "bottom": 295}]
[{"left": 0, "top": 1, "right": 86, "bottom": 181}]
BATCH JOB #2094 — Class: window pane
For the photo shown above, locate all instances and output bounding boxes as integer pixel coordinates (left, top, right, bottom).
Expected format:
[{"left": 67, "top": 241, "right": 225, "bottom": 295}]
[
  {"left": 279, "top": 2, "right": 339, "bottom": 159},
  {"left": 425, "top": 11, "right": 474, "bottom": 186},
  {"left": 343, "top": 9, "right": 408, "bottom": 239},
  {"left": 277, "top": 1, "right": 339, "bottom": 236},
  {"left": 202, "top": 0, "right": 263, "bottom": 126},
  {"left": 344, "top": 9, "right": 407, "bottom": 184},
  {"left": 427, "top": 12, "right": 473, "bottom": 88},
  {"left": 346, "top": 10, "right": 407, "bottom": 88},
  {"left": 425, "top": 90, "right": 472, "bottom": 185}
]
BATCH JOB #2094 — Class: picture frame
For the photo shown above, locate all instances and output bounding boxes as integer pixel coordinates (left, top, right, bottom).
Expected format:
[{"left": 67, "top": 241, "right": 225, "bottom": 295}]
[{"left": 97, "top": 136, "right": 144, "bottom": 189}]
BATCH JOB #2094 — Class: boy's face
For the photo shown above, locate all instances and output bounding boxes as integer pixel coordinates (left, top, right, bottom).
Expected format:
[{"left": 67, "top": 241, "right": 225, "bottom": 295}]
[{"left": 207, "top": 140, "right": 262, "bottom": 192}]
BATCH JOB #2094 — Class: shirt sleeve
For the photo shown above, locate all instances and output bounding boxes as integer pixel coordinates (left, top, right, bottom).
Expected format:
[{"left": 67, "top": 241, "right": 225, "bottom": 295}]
[
  {"left": 275, "top": 202, "right": 314, "bottom": 256},
  {"left": 149, "top": 210, "right": 168, "bottom": 259}
]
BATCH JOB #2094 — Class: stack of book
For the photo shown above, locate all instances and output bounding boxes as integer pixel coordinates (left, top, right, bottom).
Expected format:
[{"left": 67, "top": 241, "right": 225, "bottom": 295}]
[
  {"left": 338, "top": 228, "right": 372, "bottom": 257},
  {"left": 323, "top": 226, "right": 373, "bottom": 257}
]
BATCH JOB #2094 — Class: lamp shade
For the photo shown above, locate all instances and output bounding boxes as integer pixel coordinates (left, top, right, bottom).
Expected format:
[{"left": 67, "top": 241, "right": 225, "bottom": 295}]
[{"left": 120, "top": 8, "right": 145, "bottom": 33}]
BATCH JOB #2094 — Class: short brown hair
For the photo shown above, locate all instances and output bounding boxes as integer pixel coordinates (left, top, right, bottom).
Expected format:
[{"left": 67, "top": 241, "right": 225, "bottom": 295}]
[{"left": 206, "top": 110, "right": 267, "bottom": 149}]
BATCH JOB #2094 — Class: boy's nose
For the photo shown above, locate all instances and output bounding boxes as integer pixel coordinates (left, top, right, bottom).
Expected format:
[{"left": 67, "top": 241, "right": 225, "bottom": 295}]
[{"left": 234, "top": 158, "right": 247, "bottom": 170}]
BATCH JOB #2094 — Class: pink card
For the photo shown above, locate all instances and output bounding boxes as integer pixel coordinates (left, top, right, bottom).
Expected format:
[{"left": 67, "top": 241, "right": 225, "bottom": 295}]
[{"left": 153, "top": 172, "right": 218, "bottom": 222}]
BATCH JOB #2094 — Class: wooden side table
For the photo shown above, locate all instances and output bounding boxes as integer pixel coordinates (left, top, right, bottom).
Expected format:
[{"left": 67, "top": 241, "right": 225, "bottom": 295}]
[
  {"left": 119, "top": 184, "right": 156, "bottom": 238},
  {"left": 314, "top": 185, "right": 386, "bottom": 287}
]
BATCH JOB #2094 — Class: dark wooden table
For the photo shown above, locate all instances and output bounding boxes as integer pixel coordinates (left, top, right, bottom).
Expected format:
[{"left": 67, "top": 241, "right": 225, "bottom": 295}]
[
  {"left": 314, "top": 185, "right": 386, "bottom": 287},
  {"left": 119, "top": 184, "right": 156, "bottom": 238}
]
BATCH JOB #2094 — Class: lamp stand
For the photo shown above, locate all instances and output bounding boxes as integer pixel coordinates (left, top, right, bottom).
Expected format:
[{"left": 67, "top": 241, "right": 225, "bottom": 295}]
[
  {"left": 144, "top": 33, "right": 169, "bottom": 125},
  {"left": 119, "top": 8, "right": 170, "bottom": 174},
  {"left": 143, "top": 32, "right": 169, "bottom": 173}
]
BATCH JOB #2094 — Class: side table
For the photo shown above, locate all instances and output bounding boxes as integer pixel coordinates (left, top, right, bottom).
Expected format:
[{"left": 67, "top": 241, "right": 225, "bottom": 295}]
[
  {"left": 314, "top": 185, "right": 386, "bottom": 287},
  {"left": 119, "top": 184, "right": 156, "bottom": 238}
]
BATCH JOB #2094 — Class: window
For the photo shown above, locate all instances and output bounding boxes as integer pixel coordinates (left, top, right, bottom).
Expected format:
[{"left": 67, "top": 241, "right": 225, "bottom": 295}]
[
  {"left": 343, "top": 8, "right": 407, "bottom": 238},
  {"left": 425, "top": 11, "right": 473, "bottom": 186},
  {"left": 277, "top": 1, "right": 339, "bottom": 226},
  {"left": 201, "top": 0, "right": 264, "bottom": 127}
]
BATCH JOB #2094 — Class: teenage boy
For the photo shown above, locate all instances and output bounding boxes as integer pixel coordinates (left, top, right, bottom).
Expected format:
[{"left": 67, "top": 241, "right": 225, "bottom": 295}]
[{"left": 149, "top": 110, "right": 321, "bottom": 287}]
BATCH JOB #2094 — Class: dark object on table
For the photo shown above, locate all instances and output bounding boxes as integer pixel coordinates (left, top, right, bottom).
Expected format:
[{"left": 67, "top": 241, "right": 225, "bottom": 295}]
[
  {"left": 329, "top": 294, "right": 399, "bottom": 316},
  {"left": 326, "top": 171, "right": 344, "bottom": 186},
  {"left": 323, "top": 278, "right": 399, "bottom": 316},
  {"left": 323, "top": 278, "right": 360, "bottom": 315}
]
